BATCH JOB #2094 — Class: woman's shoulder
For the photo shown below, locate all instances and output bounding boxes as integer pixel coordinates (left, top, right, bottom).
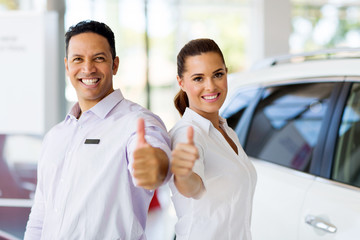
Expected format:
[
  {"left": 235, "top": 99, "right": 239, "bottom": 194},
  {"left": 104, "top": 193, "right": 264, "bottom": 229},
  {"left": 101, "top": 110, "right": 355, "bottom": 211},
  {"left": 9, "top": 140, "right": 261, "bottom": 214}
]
[
  {"left": 171, "top": 109, "right": 211, "bottom": 132},
  {"left": 169, "top": 117, "right": 205, "bottom": 137},
  {"left": 169, "top": 119, "right": 209, "bottom": 151}
]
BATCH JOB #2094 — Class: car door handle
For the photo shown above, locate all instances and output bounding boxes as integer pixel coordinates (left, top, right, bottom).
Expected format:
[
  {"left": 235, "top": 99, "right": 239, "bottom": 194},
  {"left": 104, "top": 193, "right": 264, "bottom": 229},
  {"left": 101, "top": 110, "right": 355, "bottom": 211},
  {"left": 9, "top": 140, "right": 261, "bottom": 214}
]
[{"left": 305, "top": 215, "right": 337, "bottom": 233}]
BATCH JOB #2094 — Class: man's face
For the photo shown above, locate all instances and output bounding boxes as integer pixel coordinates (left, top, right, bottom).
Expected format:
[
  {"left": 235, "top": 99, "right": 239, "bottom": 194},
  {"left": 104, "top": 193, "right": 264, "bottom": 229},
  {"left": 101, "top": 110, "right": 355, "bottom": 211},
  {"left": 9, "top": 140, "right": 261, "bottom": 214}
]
[{"left": 65, "top": 32, "right": 119, "bottom": 111}]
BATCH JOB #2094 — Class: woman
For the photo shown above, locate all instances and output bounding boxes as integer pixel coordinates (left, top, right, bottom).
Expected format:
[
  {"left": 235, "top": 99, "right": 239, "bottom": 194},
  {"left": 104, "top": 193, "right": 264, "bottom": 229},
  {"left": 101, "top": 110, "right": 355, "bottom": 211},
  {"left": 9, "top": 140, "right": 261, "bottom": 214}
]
[{"left": 169, "top": 38, "right": 257, "bottom": 240}]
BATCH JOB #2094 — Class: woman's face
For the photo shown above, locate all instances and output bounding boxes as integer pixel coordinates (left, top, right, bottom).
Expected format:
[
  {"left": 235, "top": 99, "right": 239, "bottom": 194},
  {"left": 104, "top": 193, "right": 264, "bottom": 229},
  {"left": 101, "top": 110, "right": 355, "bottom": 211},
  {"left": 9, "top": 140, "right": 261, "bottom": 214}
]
[{"left": 178, "top": 52, "right": 227, "bottom": 119}]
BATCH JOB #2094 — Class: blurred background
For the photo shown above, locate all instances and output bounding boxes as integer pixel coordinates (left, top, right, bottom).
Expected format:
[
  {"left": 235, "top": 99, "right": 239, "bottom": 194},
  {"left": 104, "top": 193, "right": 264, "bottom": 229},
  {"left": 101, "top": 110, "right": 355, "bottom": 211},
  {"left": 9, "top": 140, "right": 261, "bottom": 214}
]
[
  {"left": 0, "top": 0, "right": 360, "bottom": 239},
  {"left": 2, "top": 0, "right": 360, "bottom": 129}
]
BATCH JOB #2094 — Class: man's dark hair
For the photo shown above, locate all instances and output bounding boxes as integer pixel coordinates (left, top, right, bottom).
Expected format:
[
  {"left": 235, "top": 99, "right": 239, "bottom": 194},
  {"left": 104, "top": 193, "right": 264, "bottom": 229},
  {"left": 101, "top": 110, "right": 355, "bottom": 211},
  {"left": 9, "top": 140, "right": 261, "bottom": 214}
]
[{"left": 65, "top": 20, "right": 116, "bottom": 59}]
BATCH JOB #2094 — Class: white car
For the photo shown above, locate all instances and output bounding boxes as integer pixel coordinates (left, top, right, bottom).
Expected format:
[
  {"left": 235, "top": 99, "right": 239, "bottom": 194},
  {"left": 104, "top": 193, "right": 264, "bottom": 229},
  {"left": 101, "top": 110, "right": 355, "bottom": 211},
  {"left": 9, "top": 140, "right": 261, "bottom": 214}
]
[{"left": 220, "top": 48, "right": 360, "bottom": 240}]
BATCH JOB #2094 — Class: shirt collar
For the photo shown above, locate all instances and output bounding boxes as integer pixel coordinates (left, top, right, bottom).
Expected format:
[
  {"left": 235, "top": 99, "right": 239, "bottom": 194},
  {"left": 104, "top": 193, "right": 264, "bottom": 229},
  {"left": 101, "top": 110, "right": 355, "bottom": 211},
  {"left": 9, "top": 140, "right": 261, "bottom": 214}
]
[
  {"left": 182, "top": 108, "right": 229, "bottom": 134},
  {"left": 66, "top": 89, "right": 124, "bottom": 121},
  {"left": 182, "top": 108, "right": 212, "bottom": 134},
  {"left": 66, "top": 103, "right": 81, "bottom": 121}
]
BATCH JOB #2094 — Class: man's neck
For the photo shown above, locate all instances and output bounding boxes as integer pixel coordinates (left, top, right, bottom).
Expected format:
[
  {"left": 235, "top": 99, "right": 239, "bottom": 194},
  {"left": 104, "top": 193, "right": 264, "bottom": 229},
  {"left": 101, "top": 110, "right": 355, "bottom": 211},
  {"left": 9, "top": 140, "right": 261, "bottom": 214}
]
[
  {"left": 77, "top": 110, "right": 82, "bottom": 119},
  {"left": 77, "top": 88, "right": 115, "bottom": 118}
]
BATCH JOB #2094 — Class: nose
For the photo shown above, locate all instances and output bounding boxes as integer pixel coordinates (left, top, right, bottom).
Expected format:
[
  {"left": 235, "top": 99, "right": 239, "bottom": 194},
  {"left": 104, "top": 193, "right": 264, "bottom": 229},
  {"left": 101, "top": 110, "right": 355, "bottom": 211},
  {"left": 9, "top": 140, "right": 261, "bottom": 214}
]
[
  {"left": 82, "top": 60, "right": 96, "bottom": 73},
  {"left": 205, "top": 78, "right": 216, "bottom": 91}
]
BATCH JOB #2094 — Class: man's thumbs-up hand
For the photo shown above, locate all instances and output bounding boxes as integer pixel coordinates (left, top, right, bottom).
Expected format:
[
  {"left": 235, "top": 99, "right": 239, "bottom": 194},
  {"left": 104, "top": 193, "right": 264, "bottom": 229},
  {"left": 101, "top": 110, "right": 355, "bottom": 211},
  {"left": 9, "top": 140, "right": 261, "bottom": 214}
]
[
  {"left": 136, "top": 118, "right": 148, "bottom": 148},
  {"left": 171, "top": 126, "right": 199, "bottom": 179},
  {"left": 133, "top": 118, "right": 168, "bottom": 190}
]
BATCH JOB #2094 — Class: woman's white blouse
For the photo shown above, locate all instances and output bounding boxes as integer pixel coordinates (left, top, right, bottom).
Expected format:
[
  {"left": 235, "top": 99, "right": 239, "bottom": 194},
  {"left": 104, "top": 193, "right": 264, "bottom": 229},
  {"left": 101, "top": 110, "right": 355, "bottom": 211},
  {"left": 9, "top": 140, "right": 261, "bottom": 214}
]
[{"left": 169, "top": 108, "right": 257, "bottom": 240}]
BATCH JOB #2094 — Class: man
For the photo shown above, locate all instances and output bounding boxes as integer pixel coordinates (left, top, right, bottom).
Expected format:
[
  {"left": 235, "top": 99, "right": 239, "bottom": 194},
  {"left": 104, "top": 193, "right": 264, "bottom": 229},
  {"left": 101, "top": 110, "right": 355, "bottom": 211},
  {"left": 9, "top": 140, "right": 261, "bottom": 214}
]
[{"left": 24, "top": 20, "right": 171, "bottom": 240}]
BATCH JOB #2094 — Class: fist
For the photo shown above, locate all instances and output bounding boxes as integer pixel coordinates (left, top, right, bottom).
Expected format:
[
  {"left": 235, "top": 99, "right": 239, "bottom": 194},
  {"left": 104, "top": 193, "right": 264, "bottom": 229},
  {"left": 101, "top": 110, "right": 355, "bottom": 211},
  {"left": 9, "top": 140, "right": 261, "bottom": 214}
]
[
  {"left": 132, "top": 118, "right": 162, "bottom": 190},
  {"left": 171, "top": 126, "right": 199, "bottom": 179}
]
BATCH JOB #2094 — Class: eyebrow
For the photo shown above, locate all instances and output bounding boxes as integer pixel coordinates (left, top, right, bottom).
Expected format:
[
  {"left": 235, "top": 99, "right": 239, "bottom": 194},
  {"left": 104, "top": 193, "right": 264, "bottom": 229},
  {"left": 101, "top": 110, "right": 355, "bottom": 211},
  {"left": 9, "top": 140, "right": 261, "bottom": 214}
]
[
  {"left": 94, "top": 52, "right": 107, "bottom": 57},
  {"left": 213, "top": 68, "right": 225, "bottom": 73},
  {"left": 190, "top": 73, "right": 203, "bottom": 78},
  {"left": 70, "top": 52, "right": 107, "bottom": 58},
  {"left": 190, "top": 68, "right": 225, "bottom": 78}
]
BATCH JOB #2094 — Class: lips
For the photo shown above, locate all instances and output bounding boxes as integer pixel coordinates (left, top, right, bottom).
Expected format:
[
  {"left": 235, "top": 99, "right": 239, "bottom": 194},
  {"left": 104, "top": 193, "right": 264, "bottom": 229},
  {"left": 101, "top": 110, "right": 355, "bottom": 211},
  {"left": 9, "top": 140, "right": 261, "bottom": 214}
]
[
  {"left": 202, "top": 93, "right": 220, "bottom": 102},
  {"left": 79, "top": 77, "right": 100, "bottom": 87}
]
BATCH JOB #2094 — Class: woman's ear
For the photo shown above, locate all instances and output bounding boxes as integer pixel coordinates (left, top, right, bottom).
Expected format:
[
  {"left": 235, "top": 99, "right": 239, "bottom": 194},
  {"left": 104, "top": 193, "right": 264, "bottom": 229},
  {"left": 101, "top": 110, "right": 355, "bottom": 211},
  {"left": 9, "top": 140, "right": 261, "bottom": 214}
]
[{"left": 177, "top": 75, "right": 185, "bottom": 91}]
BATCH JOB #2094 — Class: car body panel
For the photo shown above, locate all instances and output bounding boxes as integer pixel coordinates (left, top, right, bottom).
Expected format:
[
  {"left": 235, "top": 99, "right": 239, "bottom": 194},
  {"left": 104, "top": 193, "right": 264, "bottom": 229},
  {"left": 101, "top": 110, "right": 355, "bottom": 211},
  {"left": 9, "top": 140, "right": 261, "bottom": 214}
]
[
  {"left": 251, "top": 159, "right": 315, "bottom": 240},
  {"left": 299, "top": 178, "right": 360, "bottom": 240}
]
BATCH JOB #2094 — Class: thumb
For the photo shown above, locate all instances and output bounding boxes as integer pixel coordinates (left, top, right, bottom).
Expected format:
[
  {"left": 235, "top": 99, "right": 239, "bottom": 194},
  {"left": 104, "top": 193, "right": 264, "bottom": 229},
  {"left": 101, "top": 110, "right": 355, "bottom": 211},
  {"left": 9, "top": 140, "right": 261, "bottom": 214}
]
[
  {"left": 187, "top": 126, "right": 194, "bottom": 145},
  {"left": 136, "top": 118, "right": 147, "bottom": 148}
]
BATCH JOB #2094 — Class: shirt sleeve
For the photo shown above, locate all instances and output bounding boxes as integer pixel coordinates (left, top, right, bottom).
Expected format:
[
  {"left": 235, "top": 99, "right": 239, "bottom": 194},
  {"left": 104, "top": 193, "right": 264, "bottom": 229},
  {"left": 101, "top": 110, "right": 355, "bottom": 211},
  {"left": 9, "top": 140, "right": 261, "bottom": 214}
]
[
  {"left": 24, "top": 181, "right": 45, "bottom": 240},
  {"left": 127, "top": 124, "right": 172, "bottom": 187},
  {"left": 23, "top": 134, "right": 48, "bottom": 240}
]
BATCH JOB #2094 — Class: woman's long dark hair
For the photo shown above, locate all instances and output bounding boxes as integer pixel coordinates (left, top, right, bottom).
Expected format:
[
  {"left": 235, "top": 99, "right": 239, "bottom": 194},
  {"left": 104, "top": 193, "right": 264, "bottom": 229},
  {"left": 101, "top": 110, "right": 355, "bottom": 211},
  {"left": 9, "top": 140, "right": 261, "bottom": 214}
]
[{"left": 174, "top": 38, "right": 225, "bottom": 116}]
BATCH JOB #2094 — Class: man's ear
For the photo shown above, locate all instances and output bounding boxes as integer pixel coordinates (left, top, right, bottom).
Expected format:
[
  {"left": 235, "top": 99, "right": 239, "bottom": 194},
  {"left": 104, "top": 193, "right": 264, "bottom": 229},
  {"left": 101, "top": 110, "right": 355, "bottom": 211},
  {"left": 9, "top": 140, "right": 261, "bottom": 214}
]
[
  {"left": 112, "top": 56, "right": 120, "bottom": 75},
  {"left": 64, "top": 57, "right": 69, "bottom": 75},
  {"left": 177, "top": 75, "right": 185, "bottom": 91}
]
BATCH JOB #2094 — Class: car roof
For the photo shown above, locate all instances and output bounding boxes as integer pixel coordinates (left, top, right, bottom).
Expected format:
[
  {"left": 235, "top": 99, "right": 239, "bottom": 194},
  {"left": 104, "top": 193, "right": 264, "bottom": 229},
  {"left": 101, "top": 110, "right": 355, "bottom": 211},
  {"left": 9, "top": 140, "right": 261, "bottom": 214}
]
[{"left": 228, "top": 48, "right": 360, "bottom": 94}]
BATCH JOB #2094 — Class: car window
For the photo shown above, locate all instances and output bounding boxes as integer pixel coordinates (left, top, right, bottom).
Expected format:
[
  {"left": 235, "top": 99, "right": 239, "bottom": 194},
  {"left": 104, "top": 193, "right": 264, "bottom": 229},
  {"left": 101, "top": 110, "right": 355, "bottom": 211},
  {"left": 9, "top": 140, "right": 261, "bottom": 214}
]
[
  {"left": 332, "top": 83, "right": 360, "bottom": 188},
  {"left": 245, "top": 82, "right": 336, "bottom": 172},
  {"left": 221, "top": 86, "right": 260, "bottom": 129}
]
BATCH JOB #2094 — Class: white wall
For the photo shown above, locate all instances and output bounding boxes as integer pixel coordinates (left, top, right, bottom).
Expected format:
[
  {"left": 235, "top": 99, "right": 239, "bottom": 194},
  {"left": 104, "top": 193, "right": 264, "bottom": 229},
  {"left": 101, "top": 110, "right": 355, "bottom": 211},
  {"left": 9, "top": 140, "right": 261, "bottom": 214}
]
[
  {"left": 250, "top": 0, "right": 291, "bottom": 64},
  {"left": 0, "top": 11, "right": 59, "bottom": 135}
]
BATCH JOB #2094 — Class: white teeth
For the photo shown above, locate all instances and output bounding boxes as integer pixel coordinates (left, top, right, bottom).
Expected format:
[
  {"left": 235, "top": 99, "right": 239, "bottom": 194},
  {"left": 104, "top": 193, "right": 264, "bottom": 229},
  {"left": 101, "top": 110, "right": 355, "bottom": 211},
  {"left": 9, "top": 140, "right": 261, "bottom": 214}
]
[
  {"left": 203, "top": 94, "right": 218, "bottom": 100},
  {"left": 82, "top": 79, "right": 98, "bottom": 86}
]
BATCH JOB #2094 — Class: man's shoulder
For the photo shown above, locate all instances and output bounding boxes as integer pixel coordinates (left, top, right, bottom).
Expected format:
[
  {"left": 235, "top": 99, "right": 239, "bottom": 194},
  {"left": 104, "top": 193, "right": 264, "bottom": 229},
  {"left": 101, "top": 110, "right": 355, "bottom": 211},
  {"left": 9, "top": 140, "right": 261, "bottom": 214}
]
[
  {"left": 114, "top": 98, "right": 167, "bottom": 129},
  {"left": 48, "top": 117, "right": 68, "bottom": 130},
  {"left": 41, "top": 119, "right": 68, "bottom": 142}
]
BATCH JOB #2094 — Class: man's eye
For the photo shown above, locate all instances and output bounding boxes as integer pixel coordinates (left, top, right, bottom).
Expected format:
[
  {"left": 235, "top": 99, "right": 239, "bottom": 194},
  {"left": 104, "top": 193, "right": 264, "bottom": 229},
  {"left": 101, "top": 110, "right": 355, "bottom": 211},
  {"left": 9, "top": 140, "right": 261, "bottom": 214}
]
[
  {"left": 73, "top": 57, "right": 82, "bottom": 62},
  {"left": 95, "top": 57, "right": 105, "bottom": 62}
]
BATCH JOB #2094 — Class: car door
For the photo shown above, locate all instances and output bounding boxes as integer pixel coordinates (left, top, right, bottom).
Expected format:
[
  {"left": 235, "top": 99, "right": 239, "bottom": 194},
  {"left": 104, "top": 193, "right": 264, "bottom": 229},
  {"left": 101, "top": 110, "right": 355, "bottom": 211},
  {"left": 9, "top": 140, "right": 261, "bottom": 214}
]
[
  {"left": 224, "top": 79, "right": 344, "bottom": 240},
  {"left": 250, "top": 159, "right": 315, "bottom": 240},
  {"left": 299, "top": 81, "right": 360, "bottom": 240}
]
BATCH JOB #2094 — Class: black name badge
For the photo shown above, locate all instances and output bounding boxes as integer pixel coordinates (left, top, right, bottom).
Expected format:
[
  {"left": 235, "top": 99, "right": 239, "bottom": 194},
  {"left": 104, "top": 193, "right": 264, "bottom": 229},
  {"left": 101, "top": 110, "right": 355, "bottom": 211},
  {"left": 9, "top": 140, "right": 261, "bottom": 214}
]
[{"left": 84, "top": 139, "right": 100, "bottom": 144}]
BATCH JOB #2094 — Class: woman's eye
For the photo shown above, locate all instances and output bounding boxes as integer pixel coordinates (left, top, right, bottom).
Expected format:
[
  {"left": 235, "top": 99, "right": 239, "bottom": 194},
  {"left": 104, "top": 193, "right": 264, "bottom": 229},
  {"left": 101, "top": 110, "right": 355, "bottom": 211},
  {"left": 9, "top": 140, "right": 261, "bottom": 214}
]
[
  {"left": 193, "top": 77, "right": 202, "bottom": 82},
  {"left": 214, "top": 72, "right": 224, "bottom": 78}
]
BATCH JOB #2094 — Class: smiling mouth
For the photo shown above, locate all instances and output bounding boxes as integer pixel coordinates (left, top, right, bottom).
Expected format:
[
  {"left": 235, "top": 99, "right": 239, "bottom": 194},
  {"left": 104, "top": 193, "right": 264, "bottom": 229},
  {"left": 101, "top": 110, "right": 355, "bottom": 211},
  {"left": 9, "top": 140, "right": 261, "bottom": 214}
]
[
  {"left": 202, "top": 93, "right": 220, "bottom": 100},
  {"left": 80, "top": 78, "right": 100, "bottom": 86}
]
